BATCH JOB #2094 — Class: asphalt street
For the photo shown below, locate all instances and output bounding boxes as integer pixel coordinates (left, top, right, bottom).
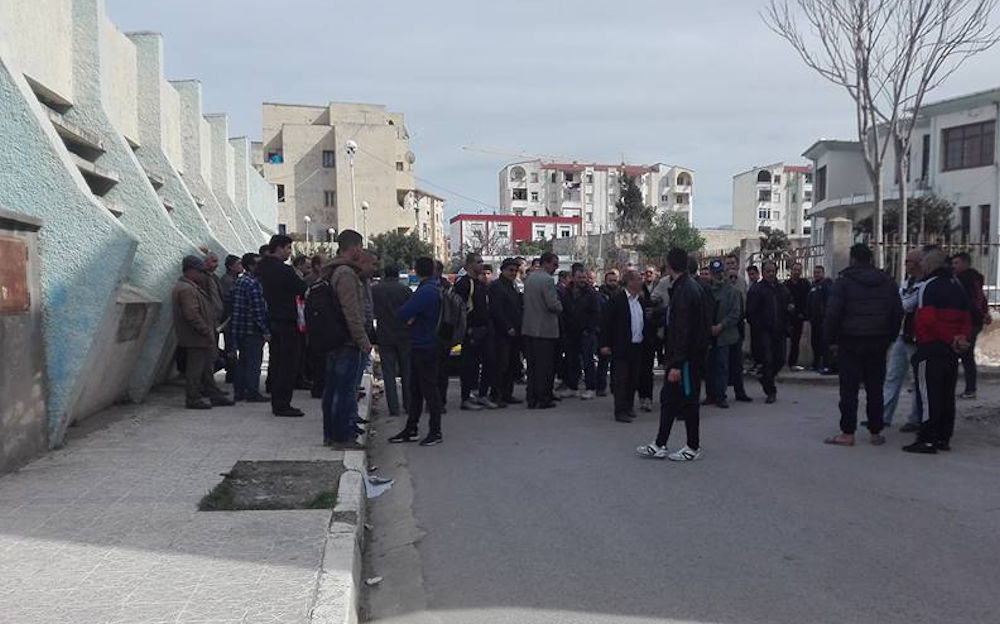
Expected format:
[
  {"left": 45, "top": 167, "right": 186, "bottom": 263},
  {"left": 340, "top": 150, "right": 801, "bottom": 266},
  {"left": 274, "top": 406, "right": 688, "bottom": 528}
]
[{"left": 364, "top": 377, "right": 1000, "bottom": 624}]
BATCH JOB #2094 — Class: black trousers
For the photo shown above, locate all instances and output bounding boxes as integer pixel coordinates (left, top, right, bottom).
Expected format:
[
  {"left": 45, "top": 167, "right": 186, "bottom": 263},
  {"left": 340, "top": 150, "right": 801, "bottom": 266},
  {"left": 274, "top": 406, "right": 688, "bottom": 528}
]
[
  {"left": 757, "top": 331, "right": 784, "bottom": 397},
  {"left": 461, "top": 326, "right": 490, "bottom": 400},
  {"left": 728, "top": 332, "right": 748, "bottom": 398},
  {"left": 524, "top": 336, "right": 557, "bottom": 406},
  {"left": 404, "top": 347, "right": 443, "bottom": 436},
  {"left": 837, "top": 338, "right": 890, "bottom": 434},
  {"left": 438, "top": 346, "right": 450, "bottom": 407},
  {"left": 309, "top": 348, "right": 327, "bottom": 398},
  {"left": 612, "top": 343, "right": 643, "bottom": 417},
  {"left": 809, "top": 317, "right": 828, "bottom": 369},
  {"left": 959, "top": 325, "right": 981, "bottom": 394},
  {"left": 788, "top": 318, "right": 804, "bottom": 367},
  {"left": 915, "top": 354, "right": 958, "bottom": 445},
  {"left": 638, "top": 339, "right": 657, "bottom": 399},
  {"left": 268, "top": 321, "right": 300, "bottom": 411},
  {"left": 656, "top": 358, "right": 702, "bottom": 449},
  {"left": 490, "top": 333, "right": 518, "bottom": 401}
]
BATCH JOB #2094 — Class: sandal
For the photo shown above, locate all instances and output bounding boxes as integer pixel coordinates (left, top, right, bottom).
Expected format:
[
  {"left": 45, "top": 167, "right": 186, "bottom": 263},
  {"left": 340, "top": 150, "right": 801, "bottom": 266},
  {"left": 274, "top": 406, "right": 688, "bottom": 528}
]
[{"left": 823, "top": 433, "right": 855, "bottom": 446}]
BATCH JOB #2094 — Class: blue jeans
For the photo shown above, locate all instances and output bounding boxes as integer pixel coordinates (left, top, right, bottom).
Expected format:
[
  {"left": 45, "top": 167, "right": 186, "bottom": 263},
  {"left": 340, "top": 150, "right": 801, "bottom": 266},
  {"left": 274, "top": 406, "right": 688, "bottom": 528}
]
[
  {"left": 234, "top": 333, "right": 265, "bottom": 399},
  {"left": 378, "top": 343, "right": 411, "bottom": 416},
  {"left": 883, "top": 336, "right": 921, "bottom": 426},
  {"left": 323, "top": 347, "right": 362, "bottom": 443},
  {"left": 352, "top": 351, "right": 370, "bottom": 422},
  {"left": 705, "top": 344, "right": 730, "bottom": 402}
]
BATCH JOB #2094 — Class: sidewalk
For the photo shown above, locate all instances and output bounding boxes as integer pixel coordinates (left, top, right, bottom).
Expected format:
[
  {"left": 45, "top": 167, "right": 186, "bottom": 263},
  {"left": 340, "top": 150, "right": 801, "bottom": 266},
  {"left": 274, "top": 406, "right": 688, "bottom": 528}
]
[{"left": 0, "top": 377, "right": 367, "bottom": 624}]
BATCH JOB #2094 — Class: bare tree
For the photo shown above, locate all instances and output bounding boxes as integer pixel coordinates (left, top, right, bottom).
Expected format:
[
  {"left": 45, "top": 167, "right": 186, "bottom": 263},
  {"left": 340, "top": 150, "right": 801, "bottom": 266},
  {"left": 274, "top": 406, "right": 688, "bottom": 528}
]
[
  {"left": 764, "top": 0, "right": 999, "bottom": 269},
  {"left": 462, "top": 225, "right": 510, "bottom": 257}
]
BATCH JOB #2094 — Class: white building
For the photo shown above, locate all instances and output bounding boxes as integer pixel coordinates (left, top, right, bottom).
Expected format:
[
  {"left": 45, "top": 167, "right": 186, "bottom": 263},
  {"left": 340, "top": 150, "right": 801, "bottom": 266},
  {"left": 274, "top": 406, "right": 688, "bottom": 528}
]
[
  {"left": 413, "top": 189, "right": 447, "bottom": 262},
  {"left": 732, "top": 163, "right": 813, "bottom": 236},
  {"left": 498, "top": 160, "right": 694, "bottom": 234}
]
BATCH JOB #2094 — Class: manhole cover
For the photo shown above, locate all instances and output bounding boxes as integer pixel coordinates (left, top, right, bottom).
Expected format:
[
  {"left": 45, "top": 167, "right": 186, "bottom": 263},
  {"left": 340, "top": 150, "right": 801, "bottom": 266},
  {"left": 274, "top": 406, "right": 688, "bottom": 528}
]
[{"left": 199, "top": 460, "right": 344, "bottom": 511}]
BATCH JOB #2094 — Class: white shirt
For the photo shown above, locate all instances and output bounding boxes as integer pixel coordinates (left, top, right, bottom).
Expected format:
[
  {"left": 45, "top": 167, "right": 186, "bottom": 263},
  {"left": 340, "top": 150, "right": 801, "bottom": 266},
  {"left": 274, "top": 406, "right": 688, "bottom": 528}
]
[{"left": 627, "top": 291, "right": 644, "bottom": 343}]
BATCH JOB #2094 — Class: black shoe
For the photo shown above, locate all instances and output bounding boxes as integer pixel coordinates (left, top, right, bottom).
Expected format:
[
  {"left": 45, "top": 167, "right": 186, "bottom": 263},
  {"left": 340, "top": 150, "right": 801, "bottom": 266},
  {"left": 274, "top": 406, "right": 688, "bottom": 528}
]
[
  {"left": 902, "top": 441, "right": 938, "bottom": 454},
  {"left": 419, "top": 433, "right": 443, "bottom": 446},
  {"left": 700, "top": 397, "right": 715, "bottom": 406},
  {"left": 935, "top": 440, "right": 951, "bottom": 452},
  {"left": 355, "top": 416, "right": 370, "bottom": 425},
  {"left": 388, "top": 430, "right": 418, "bottom": 443},
  {"left": 273, "top": 408, "right": 304, "bottom": 418},
  {"left": 765, "top": 394, "right": 776, "bottom": 404},
  {"left": 716, "top": 399, "right": 730, "bottom": 409},
  {"left": 185, "top": 399, "right": 212, "bottom": 410},
  {"left": 596, "top": 390, "right": 608, "bottom": 397},
  {"left": 735, "top": 394, "right": 753, "bottom": 403},
  {"left": 245, "top": 394, "right": 270, "bottom": 403},
  {"left": 537, "top": 402, "right": 557, "bottom": 409},
  {"left": 295, "top": 380, "right": 314, "bottom": 390},
  {"left": 527, "top": 402, "right": 538, "bottom": 409},
  {"left": 614, "top": 414, "right": 634, "bottom": 423},
  {"left": 495, "top": 402, "right": 508, "bottom": 408},
  {"left": 503, "top": 396, "right": 523, "bottom": 405},
  {"left": 899, "top": 422, "right": 920, "bottom": 433},
  {"left": 209, "top": 395, "right": 235, "bottom": 406}
]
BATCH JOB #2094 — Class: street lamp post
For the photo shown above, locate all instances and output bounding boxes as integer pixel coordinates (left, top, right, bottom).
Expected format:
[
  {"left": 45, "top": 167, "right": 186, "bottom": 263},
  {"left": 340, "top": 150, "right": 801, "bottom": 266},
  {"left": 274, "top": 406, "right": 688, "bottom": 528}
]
[
  {"left": 361, "top": 201, "right": 369, "bottom": 244},
  {"left": 345, "top": 140, "right": 358, "bottom": 232},
  {"left": 304, "top": 215, "right": 312, "bottom": 245},
  {"left": 327, "top": 227, "right": 337, "bottom": 244}
]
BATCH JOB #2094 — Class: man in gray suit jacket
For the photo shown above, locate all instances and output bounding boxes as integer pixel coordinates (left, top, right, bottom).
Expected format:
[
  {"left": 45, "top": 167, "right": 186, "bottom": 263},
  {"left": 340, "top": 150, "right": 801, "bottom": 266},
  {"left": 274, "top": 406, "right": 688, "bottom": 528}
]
[{"left": 522, "top": 252, "right": 563, "bottom": 409}]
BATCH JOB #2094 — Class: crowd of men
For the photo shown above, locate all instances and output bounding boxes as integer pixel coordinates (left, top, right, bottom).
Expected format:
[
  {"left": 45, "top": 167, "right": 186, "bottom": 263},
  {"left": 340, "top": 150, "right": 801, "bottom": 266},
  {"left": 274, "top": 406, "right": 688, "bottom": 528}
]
[{"left": 170, "top": 230, "right": 989, "bottom": 459}]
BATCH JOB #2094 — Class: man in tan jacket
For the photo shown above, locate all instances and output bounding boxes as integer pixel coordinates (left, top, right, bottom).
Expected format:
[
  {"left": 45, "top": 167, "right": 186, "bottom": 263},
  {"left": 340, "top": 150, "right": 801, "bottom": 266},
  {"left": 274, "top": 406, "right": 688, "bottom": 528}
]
[{"left": 173, "top": 255, "right": 233, "bottom": 409}]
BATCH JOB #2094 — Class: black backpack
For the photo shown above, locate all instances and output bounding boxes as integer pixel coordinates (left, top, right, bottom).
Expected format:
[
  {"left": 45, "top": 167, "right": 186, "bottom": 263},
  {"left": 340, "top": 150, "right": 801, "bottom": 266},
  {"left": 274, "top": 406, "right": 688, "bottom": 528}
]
[
  {"left": 305, "top": 279, "right": 349, "bottom": 354},
  {"left": 436, "top": 283, "right": 467, "bottom": 349}
]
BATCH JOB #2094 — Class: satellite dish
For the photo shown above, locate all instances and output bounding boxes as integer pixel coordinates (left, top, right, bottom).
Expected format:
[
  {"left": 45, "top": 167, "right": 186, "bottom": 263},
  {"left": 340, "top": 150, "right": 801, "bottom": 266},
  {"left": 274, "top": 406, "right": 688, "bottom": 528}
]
[
  {"left": 406, "top": 151, "right": 416, "bottom": 165},
  {"left": 510, "top": 166, "right": 526, "bottom": 182}
]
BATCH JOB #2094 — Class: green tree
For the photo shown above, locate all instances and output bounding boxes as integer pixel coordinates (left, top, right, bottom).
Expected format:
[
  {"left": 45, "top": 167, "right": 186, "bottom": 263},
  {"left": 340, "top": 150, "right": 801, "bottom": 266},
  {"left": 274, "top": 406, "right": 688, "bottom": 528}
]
[
  {"left": 853, "top": 195, "right": 955, "bottom": 240},
  {"left": 759, "top": 227, "right": 790, "bottom": 253},
  {"left": 615, "top": 173, "right": 656, "bottom": 233},
  {"left": 636, "top": 212, "right": 706, "bottom": 263},
  {"left": 516, "top": 237, "right": 553, "bottom": 257},
  {"left": 369, "top": 230, "right": 432, "bottom": 270}
]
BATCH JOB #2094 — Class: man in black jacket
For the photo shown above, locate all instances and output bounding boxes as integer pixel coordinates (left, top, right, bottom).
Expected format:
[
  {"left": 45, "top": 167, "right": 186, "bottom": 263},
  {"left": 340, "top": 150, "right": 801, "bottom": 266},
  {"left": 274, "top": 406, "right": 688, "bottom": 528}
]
[
  {"left": 823, "top": 244, "right": 903, "bottom": 447},
  {"left": 637, "top": 247, "right": 709, "bottom": 461},
  {"left": 372, "top": 264, "right": 412, "bottom": 417},
  {"left": 600, "top": 270, "right": 646, "bottom": 422},
  {"left": 806, "top": 265, "right": 833, "bottom": 372},
  {"left": 256, "top": 234, "right": 307, "bottom": 417},
  {"left": 562, "top": 263, "right": 602, "bottom": 400},
  {"left": 596, "top": 270, "right": 621, "bottom": 397},
  {"left": 746, "top": 261, "right": 791, "bottom": 403},
  {"left": 454, "top": 253, "right": 494, "bottom": 410},
  {"left": 784, "top": 262, "right": 810, "bottom": 371},
  {"left": 952, "top": 252, "right": 990, "bottom": 399},
  {"left": 488, "top": 258, "right": 524, "bottom": 407}
]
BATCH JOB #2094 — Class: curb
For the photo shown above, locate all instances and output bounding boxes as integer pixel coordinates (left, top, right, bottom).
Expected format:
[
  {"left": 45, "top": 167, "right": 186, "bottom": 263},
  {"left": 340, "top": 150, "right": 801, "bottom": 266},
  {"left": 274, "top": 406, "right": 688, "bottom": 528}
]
[{"left": 309, "top": 374, "right": 372, "bottom": 624}]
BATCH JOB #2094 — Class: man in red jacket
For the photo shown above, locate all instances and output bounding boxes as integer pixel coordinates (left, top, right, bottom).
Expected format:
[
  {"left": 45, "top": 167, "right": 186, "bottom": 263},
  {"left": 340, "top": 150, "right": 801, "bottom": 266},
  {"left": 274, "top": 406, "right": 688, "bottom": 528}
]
[{"left": 904, "top": 247, "right": 973, "bottom": 454}]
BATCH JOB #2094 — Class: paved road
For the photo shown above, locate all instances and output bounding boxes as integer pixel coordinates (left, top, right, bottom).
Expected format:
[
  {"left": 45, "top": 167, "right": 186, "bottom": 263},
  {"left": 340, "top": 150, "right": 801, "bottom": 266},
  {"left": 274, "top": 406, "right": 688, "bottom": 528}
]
[{"left": 365, "top": 379, "right": 1000, "bottom": 624}]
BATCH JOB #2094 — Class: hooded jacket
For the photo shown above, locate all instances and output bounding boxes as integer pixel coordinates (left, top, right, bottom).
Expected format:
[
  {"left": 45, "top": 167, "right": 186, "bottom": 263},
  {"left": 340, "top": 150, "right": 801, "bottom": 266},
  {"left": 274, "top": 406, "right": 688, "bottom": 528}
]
[
  {"left": 824, "top": 264, "right": 902, "bottom": 345},
  {"left": 914, "top": 267, "right": 973, "bottom": 360}
]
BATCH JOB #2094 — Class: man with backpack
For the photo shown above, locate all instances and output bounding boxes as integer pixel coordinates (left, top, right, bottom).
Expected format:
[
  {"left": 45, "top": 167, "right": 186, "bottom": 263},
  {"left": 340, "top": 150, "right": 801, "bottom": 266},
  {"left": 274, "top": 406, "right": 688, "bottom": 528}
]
[
  {"left": 454, "top": 253, "right": 495, "bottom": 410},
  {"left": 310, "top": 230, "right": 370, "bottom": 448},
  {"left": 389, "top": 257, "right": 445, "bottom": 446}
]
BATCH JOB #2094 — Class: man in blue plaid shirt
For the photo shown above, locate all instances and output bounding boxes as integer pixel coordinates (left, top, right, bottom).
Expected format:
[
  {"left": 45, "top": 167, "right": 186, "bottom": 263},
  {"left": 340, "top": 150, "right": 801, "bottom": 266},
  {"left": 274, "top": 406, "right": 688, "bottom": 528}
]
[{"left": 231, "top": 252, "right": 270, "bottom": 401}]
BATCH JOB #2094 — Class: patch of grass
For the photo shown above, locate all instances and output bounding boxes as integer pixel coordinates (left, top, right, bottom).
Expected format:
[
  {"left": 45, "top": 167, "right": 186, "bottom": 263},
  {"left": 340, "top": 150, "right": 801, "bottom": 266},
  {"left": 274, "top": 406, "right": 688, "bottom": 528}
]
[
  {"left": 198, "top": 480, "right": 235, "bottom": 511},
  {"left": 305, "top": 491, "right": 338, "bottom": 509},
  {"left": 197, "top": 460, "right": 344, "bottom": 511}
]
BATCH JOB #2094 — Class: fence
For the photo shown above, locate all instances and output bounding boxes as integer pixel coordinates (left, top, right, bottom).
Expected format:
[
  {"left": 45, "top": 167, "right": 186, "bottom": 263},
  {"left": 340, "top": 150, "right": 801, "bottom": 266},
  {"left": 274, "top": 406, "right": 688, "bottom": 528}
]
[
  {"left": 872, "top": 237, "right": 1000, "bottom": 307},
  {"left": 743, "top": 244, "right": 825, "bottom": 281}
]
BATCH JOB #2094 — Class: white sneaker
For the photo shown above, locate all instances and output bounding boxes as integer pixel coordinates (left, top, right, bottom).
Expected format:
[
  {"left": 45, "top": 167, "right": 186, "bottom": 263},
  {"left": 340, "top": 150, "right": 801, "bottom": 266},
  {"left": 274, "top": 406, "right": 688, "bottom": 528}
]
[
  {"left": 636, "top": 442, "right": 668, "bottom": 459},
  {"left": 639, "top": 398, "right": 653, "bottom": 412},
  {"left": 668, "top": 446, "right": 703, "bottom": 462},
  {"left": 579, "top": 390, "right": 595, "bottom": 400}
]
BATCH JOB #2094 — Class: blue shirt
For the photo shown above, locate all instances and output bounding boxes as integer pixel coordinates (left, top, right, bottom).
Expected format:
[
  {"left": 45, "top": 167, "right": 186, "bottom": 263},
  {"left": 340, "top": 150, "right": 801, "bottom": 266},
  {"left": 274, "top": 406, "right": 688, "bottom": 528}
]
[
  {"left": 231, "top": 273, "right": 269, "bottom": 337},
  {"left": 398, "top": 278, "right": 441, "bottom": 350}
]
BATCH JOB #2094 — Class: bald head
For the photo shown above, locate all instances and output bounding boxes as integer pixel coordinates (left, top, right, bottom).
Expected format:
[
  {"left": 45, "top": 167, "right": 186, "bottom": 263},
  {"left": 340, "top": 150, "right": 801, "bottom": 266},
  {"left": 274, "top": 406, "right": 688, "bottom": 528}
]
[{"left": 921, "top": 248, "right": 948, "bottom": 275}]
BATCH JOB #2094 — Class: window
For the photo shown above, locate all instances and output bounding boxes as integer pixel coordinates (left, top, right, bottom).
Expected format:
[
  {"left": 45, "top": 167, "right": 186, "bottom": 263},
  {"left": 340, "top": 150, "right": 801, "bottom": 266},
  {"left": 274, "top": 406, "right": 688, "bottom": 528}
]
[
  {"left": 758, "top": 209, "right": 770, "bottom": 220},
  {"left": 981, "top": 205, "right": 992, "bottom": 245},
  {"left": 512, "top": 188, "right": 528, "bottom": 201},
  {"left": 757, "top": 170, "right": 772, "bottom": 183},
  {"left": 530, "top": 172, "right": 538, "bottom": 183},
  {"left": 773, "top": 174, "right": 781, "bottom": 184},
  {"left": 396, "top": 161, "right": 405, "bottom": 171},
  {"left": 661, "top": 194, "right": 670, "bottom": 202},
  {"left": 322, "top": 150, "right": 336, "bottom": 168},
  {"left": 565, "top": 172, "right": 575, "bottom": 182},
  {"left": 675, "top": 193, "right": 689, "bottom": 205},
  {"left": 278, "top": 223, "right": 287, "bottom": 235},
  {"left": 535, "top": 228, "right": 546, "bottom": 239},
  {"left": 804, "top": 190, "right": 813, "bottom": 202},
  {"left": 324, "top": 190, "right": 336, "bottom": 208},
  {"left": 921, "top": 134, "right": 931, "bottom": 180},
  {"left": 758, "top": 189, "right": 772, "bottom": 202},
  {"left": 773, "top": 191, "right": 781, "bottom": 202},
  {"left": 586, "top": 173, "right": 594, "bottom": 183},
  {"left": 677, "top": 172, "right": 692, "bottom": 186},
  {"left": 792, "top": 193, "right": 797, "bottom": 203},
  {"left": 804, "top": 172, "right": 813, "bottom": 184},
  {"left": 586, "top": 192, "right": 594, "bottom": 204},
  {"left": 266, "top": 151, "right": 283, "bottom": 164},
  {"left": 773, "top": 210, "right": 781, "bottom": 221},
  {"left": 530, "top": 191, "right": 539, "bottom": 201},
  {"left": 815, "top": 166, "right": 827, "bottom": 202},
  {"left": 960, "top": 206, "right": 971, "bottom": 241},
  {"left": 551, "top": 172, "right": 557, "bottom": 183},
  {"left": 498, "top": 225, "right": 511, "bottom": 239},
  {"left": 942, "top": 120, "right": 995, "bottom": 171},
  {"left": 277, "top": 184, "right": 285, "bottom": 202},
  {"left": 559, "top": 228, "right": 571, "bottom": 238}
]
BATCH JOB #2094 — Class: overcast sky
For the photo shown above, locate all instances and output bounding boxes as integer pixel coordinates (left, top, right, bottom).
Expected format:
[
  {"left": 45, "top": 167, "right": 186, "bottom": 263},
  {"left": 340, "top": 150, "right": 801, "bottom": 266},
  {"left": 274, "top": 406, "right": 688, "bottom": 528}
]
[{"left": 107, "top": 0, "right": 1000, "bottom": 227}]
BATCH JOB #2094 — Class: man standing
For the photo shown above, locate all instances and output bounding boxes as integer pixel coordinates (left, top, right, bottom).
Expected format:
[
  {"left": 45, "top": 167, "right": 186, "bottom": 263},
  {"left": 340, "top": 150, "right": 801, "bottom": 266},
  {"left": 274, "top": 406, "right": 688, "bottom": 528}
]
[
  {"left": 562, "top": 263, "right": 601, "bottom": 400},
  {"left": 322, "top": 230, "right": 371, "bottom": 447},
  {"left": 823, "top": 244, "right": 903, "bottom": 447},
  {"left": 488, "top": 258, "right": 524, "bottom": 407},
  {"left": 231, "top": 253, "right": 269, "bottom": 403},
  {"left": 172, "top": 255, "right": 233, "bottom": 409},
  {"left": 256, "top": 234, "right": 307, "bottom": 417},
  {"left": 220, "top": 254, "right": 242, "bottom": 383},
  {"left": 952, "top": 252, "right": 990, "bottom": 399},
  {"left": 596, "top": 269, "right": 621, "bottom": 397},
  {"left": 704, "top": 259, "right": 741, "bottom": 409},
  {"left": 884, "top": 250, "right": 925, "bottom": 431},
  {"left": 522, "top": 252, "right": 563, "bottom": 409},
  {"left": 637, "top": 266, "right": 662, "bottom": 412},
  {"left": 806, "top": 266, "right": 833, "bottom": 373},
  {"left": 784, "top": 262, "right": 810, "bottom": 371},
  {"left": 372, "top": 264, "right": 412, "bottom": 417},
  {"left": 904, "top": 247, "right": 972, "bottom": 454},
  {"left": 389, "top": 257, "right": 445, "bottom": 446},
  {"left": 601, "top": 270, "right": 646, "bottom": 422},
  {"left": 454, "top": 253, "right": 495, "bottom": 410},
  {"left": 637, "top": 248, "right": 709, "bottom": 461},
  {"left": 726, "top": 265, "right": 752, "bottom": 403},
  {"left": 746, "top": 261, "right": 790, "bottom": 403}
]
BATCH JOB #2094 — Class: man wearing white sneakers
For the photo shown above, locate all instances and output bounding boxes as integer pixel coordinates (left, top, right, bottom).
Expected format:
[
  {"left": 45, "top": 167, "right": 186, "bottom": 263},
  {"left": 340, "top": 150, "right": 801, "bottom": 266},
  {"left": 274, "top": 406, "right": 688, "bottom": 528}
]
[{"left": 637, "top": 247, "right": 710, "bottom": 462}]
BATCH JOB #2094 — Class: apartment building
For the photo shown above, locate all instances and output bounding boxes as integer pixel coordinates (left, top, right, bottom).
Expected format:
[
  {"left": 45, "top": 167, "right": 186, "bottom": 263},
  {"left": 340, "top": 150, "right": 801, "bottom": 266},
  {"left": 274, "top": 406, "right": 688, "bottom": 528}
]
[
  {"left": 732, "top": 163, "right": 814, "bottom": 236},
  {"left": 414, "top": 189, "right": 448, "bottom": 262},
  {"left": 498, "top": 160, "right": 694, "bottom": 234},
  {"left": 258, "top": 101, "right": 418, "bottom": 241},
  {"left": 449, "top": 214, "right": 582, "bottom": 262}
]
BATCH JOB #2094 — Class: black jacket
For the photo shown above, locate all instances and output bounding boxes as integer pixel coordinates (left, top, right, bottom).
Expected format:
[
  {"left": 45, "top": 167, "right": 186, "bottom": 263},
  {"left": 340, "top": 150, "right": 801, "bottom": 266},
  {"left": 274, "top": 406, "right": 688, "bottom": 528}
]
[
  {"left": 371, "top": 280, "right": 412, "bottom": 346},
  {"left": 488, "top": 276, "right": 523, "bottom": 338},
  {"left": 601, "top": 289, "right": 644, "bottom": 355},
  {"left": 784, "top": 277, "right": 810, "bottom": 321},
  {"left": 824, "top": 264, "right": 902, "bottom": 345},
  {"left": 454, "top": 275, "right": 489, "bottom": 327},
  {"left": 562, "top": 284, "right": 601, "bottom": 336},
  {"left": 664, "top": 273, "right": 710, "bottom": 369},
  {"left": 256, "top": 256, "right": 306, "bottom": 323},
  {"left": 806, "top": 278, "right": 833, "bottom": 321},
  {"left": 747, "top": 279, "right": 791, "bottom": 336}
]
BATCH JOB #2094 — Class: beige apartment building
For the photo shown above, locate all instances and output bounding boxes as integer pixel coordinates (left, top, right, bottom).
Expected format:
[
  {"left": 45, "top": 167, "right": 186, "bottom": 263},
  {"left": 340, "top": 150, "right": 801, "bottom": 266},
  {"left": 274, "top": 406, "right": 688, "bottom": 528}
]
[{"left": 258, "top": 101, "right": 421, "bottom": 242}]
